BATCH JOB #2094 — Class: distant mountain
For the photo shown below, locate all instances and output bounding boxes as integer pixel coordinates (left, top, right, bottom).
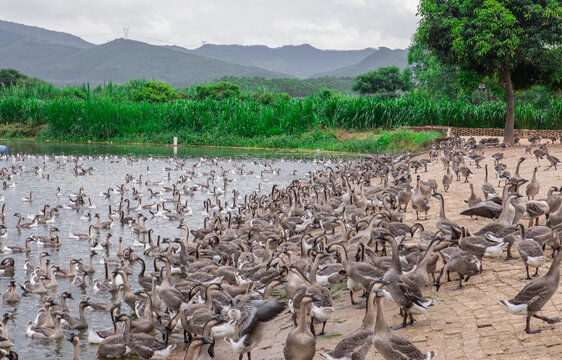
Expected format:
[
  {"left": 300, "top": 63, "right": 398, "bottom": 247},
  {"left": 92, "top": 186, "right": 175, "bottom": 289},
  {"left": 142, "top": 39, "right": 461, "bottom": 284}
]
[
  {"left": 190, "top": 44, "right": 376, "bottom": 78},
  {"left": 313, "top": 47, "right": 409, "bottom": 77},
  {"left": 0, "top": 20, "right": 409, "bottom": 86},
  {"left": 0, "top": 20, "right": 289, "bottom": 86},
  {"left": 34, "top": 39, "right": 291, "bottom": 87}
]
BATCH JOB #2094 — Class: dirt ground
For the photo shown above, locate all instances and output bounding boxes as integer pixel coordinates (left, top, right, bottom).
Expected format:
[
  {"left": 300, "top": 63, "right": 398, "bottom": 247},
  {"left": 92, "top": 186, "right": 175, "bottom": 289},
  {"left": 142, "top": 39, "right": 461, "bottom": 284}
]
[{"left": 173, "top": 137, "right": 562, "bottom": 360}]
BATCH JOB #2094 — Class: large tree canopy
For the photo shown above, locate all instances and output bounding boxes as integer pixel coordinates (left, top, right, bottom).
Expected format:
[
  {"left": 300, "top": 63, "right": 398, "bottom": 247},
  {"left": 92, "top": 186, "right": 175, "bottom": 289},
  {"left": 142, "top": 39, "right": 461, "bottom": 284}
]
[
  {"left": 416, "top": 0, "right": 561, "bottom": 143},
  {"left": 352, "top": 66, "right": 411, "bottom": 95}
]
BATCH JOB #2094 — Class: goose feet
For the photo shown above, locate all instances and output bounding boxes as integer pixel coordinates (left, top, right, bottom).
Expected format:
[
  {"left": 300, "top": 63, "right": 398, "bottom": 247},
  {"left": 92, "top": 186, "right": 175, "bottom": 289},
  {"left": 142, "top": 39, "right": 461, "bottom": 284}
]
[
  {"left": 349, "top": 290, "right": 358, "bottom": 305},
  {"left": 533, "top": 268, "right": 540, "bottom": 277},
  {"left": 534, "top": 315, "right": 560, "bottom": 325}
]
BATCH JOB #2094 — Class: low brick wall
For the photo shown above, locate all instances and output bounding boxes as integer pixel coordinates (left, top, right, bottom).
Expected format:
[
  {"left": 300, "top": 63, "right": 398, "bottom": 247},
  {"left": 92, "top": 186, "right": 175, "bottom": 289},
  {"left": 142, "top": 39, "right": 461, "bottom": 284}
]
[{"left": 401, "top": 126, "right": 562, "bottom": 138}]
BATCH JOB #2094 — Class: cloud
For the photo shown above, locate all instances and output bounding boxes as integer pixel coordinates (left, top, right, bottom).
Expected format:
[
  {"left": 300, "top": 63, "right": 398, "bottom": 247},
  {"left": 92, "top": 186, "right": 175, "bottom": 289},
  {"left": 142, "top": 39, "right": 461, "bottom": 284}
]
[{"left": 0, "top": 0, "right": 418, "bottom": 49}]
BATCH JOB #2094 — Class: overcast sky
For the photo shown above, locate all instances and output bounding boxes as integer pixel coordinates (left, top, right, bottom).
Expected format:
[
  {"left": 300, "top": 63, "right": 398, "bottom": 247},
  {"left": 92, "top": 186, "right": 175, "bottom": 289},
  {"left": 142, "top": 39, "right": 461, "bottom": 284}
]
[{"left": 1, "top": 0, "right": 420, "bottom": 50}]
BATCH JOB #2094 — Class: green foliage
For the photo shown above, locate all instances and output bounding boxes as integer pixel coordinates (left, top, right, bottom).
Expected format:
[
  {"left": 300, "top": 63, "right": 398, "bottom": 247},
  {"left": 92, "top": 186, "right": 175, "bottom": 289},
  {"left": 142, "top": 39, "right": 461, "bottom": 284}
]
[
  {"left": 0, "top": 69, "right": 28, "bottom": 87},
  {"left": 352, "top": 66, "right": 409, "bottom": 95},
  {"left": 193, "top": 82, "right": 241, "bottom": 101},
  {"left": 216, "top": 76, "right": 354, "bottom": 97},
  {"left": 131, "top": 81, "right": 177, "bottom": 103}
]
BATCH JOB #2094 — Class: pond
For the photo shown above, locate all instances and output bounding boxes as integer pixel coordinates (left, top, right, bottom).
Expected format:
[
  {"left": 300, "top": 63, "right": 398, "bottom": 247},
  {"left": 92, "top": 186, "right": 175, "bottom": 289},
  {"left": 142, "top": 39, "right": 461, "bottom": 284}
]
[{"left": 0, "top": 140, "right": 327, "bottom": 359}]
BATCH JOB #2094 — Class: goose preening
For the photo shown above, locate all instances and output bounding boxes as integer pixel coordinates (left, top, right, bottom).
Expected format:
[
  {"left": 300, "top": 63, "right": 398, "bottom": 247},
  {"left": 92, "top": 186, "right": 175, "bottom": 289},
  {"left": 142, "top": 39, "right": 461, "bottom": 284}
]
[{"left": 500, "top": 233, "right": 562, "bottom": 333}]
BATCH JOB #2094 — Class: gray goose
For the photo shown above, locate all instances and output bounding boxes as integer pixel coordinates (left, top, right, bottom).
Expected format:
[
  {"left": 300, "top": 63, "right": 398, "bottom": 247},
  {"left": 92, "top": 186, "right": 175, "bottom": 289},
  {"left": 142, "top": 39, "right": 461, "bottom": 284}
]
[
  {"left": 319, "top": 280, "right": 387, "bottom": 360},
  {"left": 514, "top": 224, "right": 547, "bottom": 279},
  {"left": 225, "top": 297, "right": 286, "bottom": 360},
  {"left": 373, "top": 287, "right": 436, "bottom": 359},
  {"left": 376, "top": 233, "right": 433, "bottom": 329},
  {"left": 526, "top": 167, "right": 540, "bottom": 200},
  {"left": 433, "top": 246, "right": 481, "bottom": 291},
  {"left": 432, "top": 192, "right": 461, "bottom": 235},
  {"left": 2, "top": 282, "right": 19, "bottom": 304},
  {"left": 442, "top": 165, "right": 453, "bottom": 192},
  {"left": 115, "top": 314, "right": 175, "bottom": 359},
  {"left": 481, "top": 164, "right": 497, "bottom": 199},
  {"left": 411, "top": 175, "right": 430, "bottom": 220},
  {"left": 499, "top": 232, "right": 562, "bottom": 333}
]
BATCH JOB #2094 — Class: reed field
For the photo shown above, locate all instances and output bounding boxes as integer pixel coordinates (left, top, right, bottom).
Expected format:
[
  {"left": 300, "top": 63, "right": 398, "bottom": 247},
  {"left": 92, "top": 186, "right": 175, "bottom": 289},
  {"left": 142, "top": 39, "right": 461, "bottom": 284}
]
[{"left": 0, "top": 81, "right": 560, "bottom": 152}]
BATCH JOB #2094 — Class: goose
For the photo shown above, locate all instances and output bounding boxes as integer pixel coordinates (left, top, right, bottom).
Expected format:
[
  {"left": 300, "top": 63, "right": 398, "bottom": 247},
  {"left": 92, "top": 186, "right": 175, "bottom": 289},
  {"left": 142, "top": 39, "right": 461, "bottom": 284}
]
[
  {"left": 522, "top": 199, "right": 550, "bottom": 227},
  {"left": 182, "top": 337, "right": 214, "bottom": 360},
  {"left": 499, "top": 232, "right": 562, "bottom": 333},
  {"left": 433, "top": 247, "right": 481, "bottom": 291},
  {"left": 327, "top": 243, "right": 384, "bottom": 306},
  {"left": 2, "top": 282, "right": 19, "bottom": 304},
  {"left": 115, "top": 314, "right": 175, "bottom": 360},
  {"left": 225, "top": 298, "right": 286, "bottom": 360},
  {"left": 13, "top": 213, "right": 37, "bottom": 229},
  {"left": 514, "top": 224, "right": 547, "bottom": 280},
  {"left": 26, "top": 314, "right": 64, "bottom": 339},
  {"left": 0, "top": 314, "right": 14, "bottom": 349},
  {"left": 50, "top": 292, "right": 73, "bottom": 316},
  {"left": 465, "top": 183, "right": 482, "bottom": 209},
  {"left": 411, "top": 175, "right": 430, "bottom": 220},
  {"left": 69, "top": 225, "right": 94, "bottom": 240},
  {"left": 526, "top": 167, "right": 540, "bottom": 200},
  {"left": 283, "top": 294, "right": 319, "bottom": 360},
  {"left": 0, "top": 259, "right": 15, "bottom": 275},
  {"left": 2, "top": 237, "right": 36, "bottom": 253},
  {"left": 432, "top": 192, "right": 461, "bottom": 235},
  {"left": 545, "top": 147, "right": 561, "bottom": 170},
  {"left": 479, "top": 164, "right": 496, "bottom": 200},
  {"left": 373, "top": 287, "right": 436, "bottom": 359},
  {"left": 67, "top": 333, "right": 80, "bottom": 360},
  {"left": 62, "top": 300, "right": 92, "bottom": 330},
  {"left": 375, "top": 233, "right": 433, "bottom": 329},
  {"left": 458, "top": 164, "right": 474, "bottom": 183},
  {"left": 21, "top": 191, "right": 32, "bottom": 202},
  {"left": 287, "top": 265, "right": 334, "bottom": 336},
  {"left": 442, "top": 165, "right": 453, "bottom": 192},
  {"left": 319, "top": 280, "right": 387, "bottom": 360},
  {"left": 94, "top": 213, "right": 113, "bottom": 229}
]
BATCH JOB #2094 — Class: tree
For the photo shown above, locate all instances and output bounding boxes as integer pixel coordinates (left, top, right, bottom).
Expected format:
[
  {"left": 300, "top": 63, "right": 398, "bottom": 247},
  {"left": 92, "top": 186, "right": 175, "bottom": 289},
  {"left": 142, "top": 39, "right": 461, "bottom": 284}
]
[
  {"left": 0, "top": 69, "right": 28, "bottom": 87},
  {"left": 352, "top": 66, "right": 410, "bottom": 95},
  {"left": 416, "top": 0, "right": 562, "bottom": 144}
]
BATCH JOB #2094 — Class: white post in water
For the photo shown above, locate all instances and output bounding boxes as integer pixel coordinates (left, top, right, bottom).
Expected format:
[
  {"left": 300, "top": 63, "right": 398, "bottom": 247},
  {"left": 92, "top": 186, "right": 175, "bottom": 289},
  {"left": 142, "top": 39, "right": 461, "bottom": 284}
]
[{"left": 173, "top": 137, "right": 178, "bottom": 156}]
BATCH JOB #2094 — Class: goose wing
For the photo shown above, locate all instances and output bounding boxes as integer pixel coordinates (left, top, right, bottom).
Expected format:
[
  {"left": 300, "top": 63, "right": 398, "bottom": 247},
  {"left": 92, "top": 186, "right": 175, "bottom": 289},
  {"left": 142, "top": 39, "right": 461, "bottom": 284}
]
[
  {"left": 510, "top": 280, "right": 551, "bottom": 305},
  {"left": 460, "top": 201, "right": 501, "bottom": 219},
  {"left": 354, "top": 263, "right": 385, "bottom": 279},
  {"left": 388, "top": 334, "right": 425, "bottom": 359},
  {"left": 328, "top": 329, "right": 373, "bottom": 358},
  {"left": 397, "top": 277, "right": 425, "bottom": 305},
  {"left": 518, "top": 240, "right": 544, "bottom": 258},
  {"left": 238, "top": 299, "right": 286, "bottom": 336}
]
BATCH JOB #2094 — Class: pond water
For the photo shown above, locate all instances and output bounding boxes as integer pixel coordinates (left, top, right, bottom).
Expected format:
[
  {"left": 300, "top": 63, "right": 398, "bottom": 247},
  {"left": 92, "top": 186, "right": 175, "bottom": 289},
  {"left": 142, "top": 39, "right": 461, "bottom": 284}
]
[{"left": 0, "top": 140, "right": 328, "bottom": 359}]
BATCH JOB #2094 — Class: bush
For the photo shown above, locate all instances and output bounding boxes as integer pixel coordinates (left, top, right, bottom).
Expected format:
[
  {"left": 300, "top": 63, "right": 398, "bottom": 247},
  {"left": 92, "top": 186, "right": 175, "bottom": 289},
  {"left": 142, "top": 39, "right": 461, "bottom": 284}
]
[
  {"left": 131, "top": 81, "right": 177, "bottom": 103},
  {"left": 194, "top": 82, "right": 241, "bottom": 101}
]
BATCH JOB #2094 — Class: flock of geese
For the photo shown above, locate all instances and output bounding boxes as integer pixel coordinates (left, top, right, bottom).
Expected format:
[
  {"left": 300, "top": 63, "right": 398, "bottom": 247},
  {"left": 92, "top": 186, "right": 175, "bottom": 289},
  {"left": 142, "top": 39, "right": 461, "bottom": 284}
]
[{"left": 0, "top": 136, "right": 562, "bottom": 360}]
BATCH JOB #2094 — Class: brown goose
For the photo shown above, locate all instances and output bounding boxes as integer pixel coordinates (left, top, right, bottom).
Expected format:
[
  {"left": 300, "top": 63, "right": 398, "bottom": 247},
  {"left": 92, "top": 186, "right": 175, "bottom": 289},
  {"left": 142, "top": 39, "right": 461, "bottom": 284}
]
[
  {"left": 499, "top": 231, "right": 562, "bottom": 333},
  {"left": 319, "top": 280, "right": 387, "bottom": 360},
  {"left": 433, "top": 247, "right": 481, "bottom": 291},
  {"left": 327, "top": 243, "right": 384, "bottom": 306},
  {"left": 373, "top": 286, "right": 436, "bottom": 359},
  {"left": 376, "top": 233, "right": 433, "bottom": 329},
  {"left": 526, "top": 167, "right": 540, "bottom": 200},
  {"left": 283, "top": 294, "right": 318, "bottom": 360}
]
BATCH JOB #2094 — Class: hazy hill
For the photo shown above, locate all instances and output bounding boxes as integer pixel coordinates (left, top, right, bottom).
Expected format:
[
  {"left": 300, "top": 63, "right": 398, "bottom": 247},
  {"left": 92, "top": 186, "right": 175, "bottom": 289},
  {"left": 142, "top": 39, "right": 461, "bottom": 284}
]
[
  {"left": 313, "top": 47, "right": 409, "bottom": 77},
  {"left": 190, "top": 43, "right": 376, "bottom": 78},
  {"left": 0, "top": 19, "right": 409, "bottom": 86},
  {"left": 36, "top": 39, "right": 291, "bottom": 86}
]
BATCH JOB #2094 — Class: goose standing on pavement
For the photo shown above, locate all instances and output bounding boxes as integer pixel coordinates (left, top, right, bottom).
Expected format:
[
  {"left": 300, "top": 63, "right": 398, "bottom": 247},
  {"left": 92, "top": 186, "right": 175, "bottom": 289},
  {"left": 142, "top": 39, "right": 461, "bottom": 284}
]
[{"left": 500, "top": 230, "right": 562, "bottom": 333}]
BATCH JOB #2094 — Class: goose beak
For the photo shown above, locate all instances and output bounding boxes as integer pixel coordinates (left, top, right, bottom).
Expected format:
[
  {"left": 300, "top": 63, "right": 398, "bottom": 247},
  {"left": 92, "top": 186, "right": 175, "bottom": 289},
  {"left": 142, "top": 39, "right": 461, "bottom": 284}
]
[
  {"left": 375, "top": 289, "right": 384, "bottom": 298},
  {"left": 201, "top": 336, "right": 214, "bottom": 345},
  {"left": 310, "top": 294, "right": 321, "bottom": 302}
]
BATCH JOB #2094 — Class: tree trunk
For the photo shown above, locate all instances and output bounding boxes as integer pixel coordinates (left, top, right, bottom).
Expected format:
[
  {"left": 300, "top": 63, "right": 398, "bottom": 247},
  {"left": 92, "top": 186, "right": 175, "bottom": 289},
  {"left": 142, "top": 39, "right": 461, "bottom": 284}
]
[{"left": 499, "top": 64, "right": 515, "bottom": 145}]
